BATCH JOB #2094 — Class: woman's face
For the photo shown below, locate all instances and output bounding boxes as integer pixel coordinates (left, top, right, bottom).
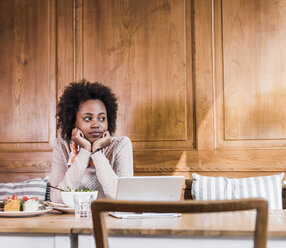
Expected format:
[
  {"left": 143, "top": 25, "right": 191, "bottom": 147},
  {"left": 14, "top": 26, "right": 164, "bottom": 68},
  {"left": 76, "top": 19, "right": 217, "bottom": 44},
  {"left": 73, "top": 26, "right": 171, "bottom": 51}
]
[{"left": 75, "top": 99, "right": 108, "bottom": 143}]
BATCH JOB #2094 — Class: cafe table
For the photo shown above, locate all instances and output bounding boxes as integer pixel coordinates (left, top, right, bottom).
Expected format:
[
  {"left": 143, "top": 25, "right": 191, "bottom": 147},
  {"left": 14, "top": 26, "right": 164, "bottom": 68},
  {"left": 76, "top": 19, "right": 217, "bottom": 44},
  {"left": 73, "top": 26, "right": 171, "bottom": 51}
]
[{"left": 1, "top": 210, "right": 286, "bottom": 248}]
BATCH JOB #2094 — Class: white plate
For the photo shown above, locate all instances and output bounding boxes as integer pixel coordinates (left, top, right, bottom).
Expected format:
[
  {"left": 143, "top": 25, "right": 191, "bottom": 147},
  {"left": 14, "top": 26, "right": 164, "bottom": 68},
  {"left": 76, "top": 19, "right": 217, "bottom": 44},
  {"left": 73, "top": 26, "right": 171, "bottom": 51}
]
[
  {"left": 53, "top": 206, "right": 74, "bottom": 214},
  {"left": 42, "top": 201, "right": 68, "bottom": 208},
  {"left": 0, "top": 207, "right": 52, "bottom": 217}
]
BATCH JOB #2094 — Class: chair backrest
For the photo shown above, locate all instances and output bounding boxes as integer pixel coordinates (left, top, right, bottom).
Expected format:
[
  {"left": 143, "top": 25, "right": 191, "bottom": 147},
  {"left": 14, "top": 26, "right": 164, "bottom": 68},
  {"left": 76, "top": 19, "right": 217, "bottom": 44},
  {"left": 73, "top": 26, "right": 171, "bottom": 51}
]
[{"left": 91, "top": 198, "right": 268, "bottom": 248}]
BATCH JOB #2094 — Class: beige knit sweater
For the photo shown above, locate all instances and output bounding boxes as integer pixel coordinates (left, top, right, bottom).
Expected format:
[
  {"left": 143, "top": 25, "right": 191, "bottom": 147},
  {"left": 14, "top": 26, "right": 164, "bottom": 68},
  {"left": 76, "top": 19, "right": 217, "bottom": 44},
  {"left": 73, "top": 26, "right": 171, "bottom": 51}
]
[{"left": 50, "top": 136, "right": 133, "bottom": 203}]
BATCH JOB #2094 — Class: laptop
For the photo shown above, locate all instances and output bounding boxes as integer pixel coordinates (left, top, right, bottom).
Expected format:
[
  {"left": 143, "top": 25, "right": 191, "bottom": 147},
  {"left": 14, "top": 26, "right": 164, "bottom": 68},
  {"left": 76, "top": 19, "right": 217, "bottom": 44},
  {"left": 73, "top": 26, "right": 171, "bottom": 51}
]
[{"left": 109, "top": 176, "right": 184, "bottom": 219}]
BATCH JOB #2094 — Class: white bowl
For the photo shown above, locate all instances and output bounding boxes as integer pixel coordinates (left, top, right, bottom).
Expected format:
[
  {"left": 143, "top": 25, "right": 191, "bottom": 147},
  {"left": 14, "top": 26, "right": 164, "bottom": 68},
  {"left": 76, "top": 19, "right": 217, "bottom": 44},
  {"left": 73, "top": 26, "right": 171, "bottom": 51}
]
[{"left": 61, "top": 191, "right": 98, "bottom": 208}]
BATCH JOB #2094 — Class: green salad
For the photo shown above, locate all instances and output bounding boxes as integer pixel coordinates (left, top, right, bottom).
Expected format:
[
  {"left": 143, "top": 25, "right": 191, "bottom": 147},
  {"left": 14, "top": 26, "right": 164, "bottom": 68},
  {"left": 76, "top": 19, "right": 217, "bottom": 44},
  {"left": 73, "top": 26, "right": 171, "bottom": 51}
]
[{"left": 67, "top": 186, "right": 93, "bottom": 192}]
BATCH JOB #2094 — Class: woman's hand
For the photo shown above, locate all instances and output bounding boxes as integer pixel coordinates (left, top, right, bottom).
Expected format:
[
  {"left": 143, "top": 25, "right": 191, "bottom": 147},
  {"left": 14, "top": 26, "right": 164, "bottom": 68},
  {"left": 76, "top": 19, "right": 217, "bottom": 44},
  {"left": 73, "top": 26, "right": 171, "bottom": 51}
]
[
  {"left": 92, "top": 131, "right": 111, "bottom": 152},
  {"left": 71, "top": 127, "right": 91, "bottom": 152}
]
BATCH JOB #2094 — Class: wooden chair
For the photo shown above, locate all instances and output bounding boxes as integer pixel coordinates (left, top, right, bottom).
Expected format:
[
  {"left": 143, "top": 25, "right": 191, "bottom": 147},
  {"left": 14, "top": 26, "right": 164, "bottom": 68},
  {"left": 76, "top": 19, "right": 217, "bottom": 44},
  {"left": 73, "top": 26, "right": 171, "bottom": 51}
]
[{"left": 91, "top": 198, "right": 268, "bottom": 248}]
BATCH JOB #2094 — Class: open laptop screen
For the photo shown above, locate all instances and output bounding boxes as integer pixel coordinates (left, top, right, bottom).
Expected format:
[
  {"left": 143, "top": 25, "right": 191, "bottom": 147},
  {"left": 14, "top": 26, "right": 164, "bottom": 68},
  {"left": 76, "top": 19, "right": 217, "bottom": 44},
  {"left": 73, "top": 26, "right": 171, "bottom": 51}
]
[
  {"left": 115, "top": 176, "right": 184, "bottom": 201},
  {"left": 110, "top": 176, "right": 185, "bottom": 218}
]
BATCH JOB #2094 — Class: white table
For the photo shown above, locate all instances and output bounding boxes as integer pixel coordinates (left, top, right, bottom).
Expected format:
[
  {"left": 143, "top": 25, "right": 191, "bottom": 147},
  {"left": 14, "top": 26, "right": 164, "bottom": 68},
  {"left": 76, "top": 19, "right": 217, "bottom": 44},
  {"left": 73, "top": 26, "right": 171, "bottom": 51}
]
[{"left": 1, "top": 210, "right": 286, "bottom": 248}]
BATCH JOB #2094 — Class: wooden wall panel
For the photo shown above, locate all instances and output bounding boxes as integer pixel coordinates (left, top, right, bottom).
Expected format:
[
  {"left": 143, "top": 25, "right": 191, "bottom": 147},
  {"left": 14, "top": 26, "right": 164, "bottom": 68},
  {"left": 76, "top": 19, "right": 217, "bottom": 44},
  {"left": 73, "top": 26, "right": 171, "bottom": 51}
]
[
  {"left": 138, "top": 0, "right": 286, "bottom": 180},
  {"left": 0, "top": 0, "right": 56, "bottom": 151},
  {"left": 215, "top": 0, "right": 286, "bottom": 148},
  {"left": 0, "top": 0, "right": 56, "bottom": 181},
  {"left": 193, "top": 0, "right": 214, "bottom": 150},
  {"left": 57, "top": 0, "right": 74, "bottom": 97},
  {"left": 77, "top": 0, "right": 194, "bottom": 150}
]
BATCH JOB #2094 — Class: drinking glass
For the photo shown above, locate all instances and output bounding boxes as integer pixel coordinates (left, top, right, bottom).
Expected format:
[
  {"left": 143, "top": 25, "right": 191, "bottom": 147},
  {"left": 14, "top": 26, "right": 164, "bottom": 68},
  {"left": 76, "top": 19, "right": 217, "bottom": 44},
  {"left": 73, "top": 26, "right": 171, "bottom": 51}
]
[{"left": 73, "top": 193, "right": 95, "bottom": 218}]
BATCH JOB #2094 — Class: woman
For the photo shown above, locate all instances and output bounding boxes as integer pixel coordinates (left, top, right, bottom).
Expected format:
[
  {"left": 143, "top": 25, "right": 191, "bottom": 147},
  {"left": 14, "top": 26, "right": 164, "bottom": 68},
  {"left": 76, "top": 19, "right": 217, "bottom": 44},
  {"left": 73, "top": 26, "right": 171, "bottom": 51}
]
[{"left": 50, "top": 80, "right": 133, "bottom": 202}]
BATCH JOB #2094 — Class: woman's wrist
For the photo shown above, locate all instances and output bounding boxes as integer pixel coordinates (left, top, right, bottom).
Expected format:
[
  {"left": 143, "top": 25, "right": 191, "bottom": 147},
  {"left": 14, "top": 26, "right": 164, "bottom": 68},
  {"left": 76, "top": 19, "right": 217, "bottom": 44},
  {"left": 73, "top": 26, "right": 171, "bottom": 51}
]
[
  {"left": 91, "top": 147, "right": 103, "bottom": 155},
  {"left": 92, "top": 142, "right": 102, "bottom": 152}
]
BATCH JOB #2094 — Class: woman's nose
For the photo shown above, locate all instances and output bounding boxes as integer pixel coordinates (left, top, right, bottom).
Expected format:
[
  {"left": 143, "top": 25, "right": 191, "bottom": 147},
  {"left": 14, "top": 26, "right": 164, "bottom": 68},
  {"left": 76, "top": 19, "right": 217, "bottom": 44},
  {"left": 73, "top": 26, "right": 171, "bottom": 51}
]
[{"left": 91, "top": 120, "right": 100, "bottom": 128}]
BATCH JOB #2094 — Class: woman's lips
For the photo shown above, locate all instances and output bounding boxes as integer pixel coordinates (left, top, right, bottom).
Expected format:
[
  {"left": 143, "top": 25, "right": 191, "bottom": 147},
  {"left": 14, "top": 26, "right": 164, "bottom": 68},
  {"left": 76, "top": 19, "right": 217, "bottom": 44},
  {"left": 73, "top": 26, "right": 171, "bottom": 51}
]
[{"left": 89, "top": 131, "right": 102, "bottom": 138}]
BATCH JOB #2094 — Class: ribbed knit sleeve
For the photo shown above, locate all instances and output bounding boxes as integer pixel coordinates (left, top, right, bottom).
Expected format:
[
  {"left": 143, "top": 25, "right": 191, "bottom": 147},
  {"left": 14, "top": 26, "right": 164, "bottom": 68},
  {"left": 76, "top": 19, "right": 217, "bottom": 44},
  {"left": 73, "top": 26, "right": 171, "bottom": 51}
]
[
  {"left": 91, "top": 136, "right": 133, "bottom": 199},
  {"left": 50, "top": 138, "right": 91, "bottom": 202}
]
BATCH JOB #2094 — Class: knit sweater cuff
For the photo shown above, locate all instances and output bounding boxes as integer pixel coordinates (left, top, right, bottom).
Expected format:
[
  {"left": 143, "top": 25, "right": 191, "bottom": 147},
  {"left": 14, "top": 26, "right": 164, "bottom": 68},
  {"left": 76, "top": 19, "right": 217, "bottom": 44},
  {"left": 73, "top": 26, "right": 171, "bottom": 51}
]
[
  {"left": 90, "top": 151, "right": 105, "bottom": 164},
  {"left": 77, "top": 148, "right": 91, "bottom": 165}
]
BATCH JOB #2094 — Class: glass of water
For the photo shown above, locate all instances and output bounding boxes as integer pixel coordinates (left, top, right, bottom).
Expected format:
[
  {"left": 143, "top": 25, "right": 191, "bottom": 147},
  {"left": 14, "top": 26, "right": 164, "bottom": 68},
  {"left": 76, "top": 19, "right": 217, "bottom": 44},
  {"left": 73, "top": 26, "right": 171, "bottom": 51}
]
[{"left": 73, "top": 193, "right": 95, "bottom": 218}]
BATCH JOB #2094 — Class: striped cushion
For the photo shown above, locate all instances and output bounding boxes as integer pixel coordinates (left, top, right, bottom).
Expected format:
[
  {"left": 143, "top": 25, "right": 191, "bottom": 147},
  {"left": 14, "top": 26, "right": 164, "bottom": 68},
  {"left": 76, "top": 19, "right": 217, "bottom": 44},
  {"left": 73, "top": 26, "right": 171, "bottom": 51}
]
[
  {"left": 191, "top": 173, "right": 284, "bottom": 209},
  {"left": 0, "top": 177, "right": 49, "bottom": 201}
]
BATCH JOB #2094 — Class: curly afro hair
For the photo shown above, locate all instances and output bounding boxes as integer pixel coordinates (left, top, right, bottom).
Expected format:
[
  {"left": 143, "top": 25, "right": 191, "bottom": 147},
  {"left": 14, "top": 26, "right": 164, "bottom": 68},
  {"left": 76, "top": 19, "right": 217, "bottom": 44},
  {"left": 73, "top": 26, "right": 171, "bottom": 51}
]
[{"left": 56, "top": 80, "right": 118, "bottom": 141}]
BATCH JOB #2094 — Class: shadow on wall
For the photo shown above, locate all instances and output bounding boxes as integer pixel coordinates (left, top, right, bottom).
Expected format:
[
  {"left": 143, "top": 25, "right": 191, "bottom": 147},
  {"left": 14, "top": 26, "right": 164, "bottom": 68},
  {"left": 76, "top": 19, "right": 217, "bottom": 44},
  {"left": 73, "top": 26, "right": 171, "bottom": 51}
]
[
  {"left": 129, "top": 87, "right": 286, "bottom": 177},
  {"left": 128, "top": 98, "right": 187, "bottom": 175},
  {"left": 225, "top": 88, "right": 286, "bottom": 140},
  {"left": 128, "top": 96, "right": 187, "bottom": 141}
]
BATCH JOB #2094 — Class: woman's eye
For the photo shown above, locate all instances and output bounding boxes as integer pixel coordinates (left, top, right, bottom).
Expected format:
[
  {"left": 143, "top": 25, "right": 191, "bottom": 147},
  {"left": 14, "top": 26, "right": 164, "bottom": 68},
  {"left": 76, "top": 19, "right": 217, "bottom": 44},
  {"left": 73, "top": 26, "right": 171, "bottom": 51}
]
[
  {"left": 99, "top": 117, "right": 105, "bottom": 122},
  {"left": 84, "top": 117, "right": 92, "bottom": 121}
]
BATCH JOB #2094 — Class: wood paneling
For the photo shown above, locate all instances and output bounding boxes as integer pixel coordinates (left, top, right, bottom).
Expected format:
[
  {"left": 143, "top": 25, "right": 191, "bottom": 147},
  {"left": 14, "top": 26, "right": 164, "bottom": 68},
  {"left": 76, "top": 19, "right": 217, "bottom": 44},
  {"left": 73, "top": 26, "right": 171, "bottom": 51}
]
[
  {"left": 193, "top": 0, "right": 214, "bottom": 150},
  {"left": 134, "top": 0, "right": 286, "bottom": 178},
  {"left": 57, "top": 0, "right": 74, "bottom": 96},
  {"left": 1, "top": 0, "right": 286, "bottom": 183},
  {"left": 215, "top": 0, "right": 286, "bottom": 148},
  {"left": 0, "top": 0, "right": 56, "bottom": 151},
  {"left": 0, "top": 152, "right": 51, "bottom": 182},
  {"left": 0, "top": 0, "right": 56, "bottom": 181},
  {"left": 134, "top": 149, "right": 286, "bottom": 175},
  {"left": 79, "top": 0, "right": 193, "bottom": 149}
]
